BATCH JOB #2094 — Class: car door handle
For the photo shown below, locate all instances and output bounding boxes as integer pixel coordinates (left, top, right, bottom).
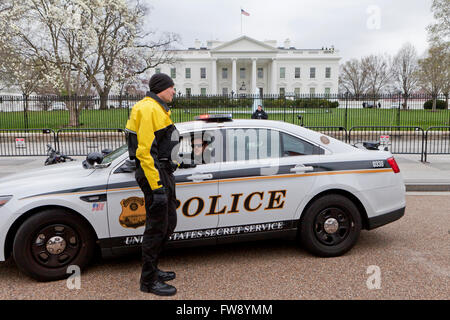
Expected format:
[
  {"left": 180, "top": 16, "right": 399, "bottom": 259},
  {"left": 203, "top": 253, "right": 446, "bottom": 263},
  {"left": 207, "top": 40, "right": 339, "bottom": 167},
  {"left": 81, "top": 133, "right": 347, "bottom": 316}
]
[
  {"left": 187, "top": 173, "right": 213, "bottom": 182},
  {"left": 290, "top": 165, "right": 314, "bottom": 173}
]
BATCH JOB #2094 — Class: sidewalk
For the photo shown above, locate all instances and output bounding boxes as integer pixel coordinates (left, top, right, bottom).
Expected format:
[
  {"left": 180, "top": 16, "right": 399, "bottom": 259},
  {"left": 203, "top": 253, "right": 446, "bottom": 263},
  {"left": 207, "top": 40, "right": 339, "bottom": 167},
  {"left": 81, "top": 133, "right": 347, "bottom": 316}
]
[
  {"left": 394, "top": 154, "right": 450, "bottom": 191},
  {"left": 0, "top": 154, "right": 449, "bottom": 191}
]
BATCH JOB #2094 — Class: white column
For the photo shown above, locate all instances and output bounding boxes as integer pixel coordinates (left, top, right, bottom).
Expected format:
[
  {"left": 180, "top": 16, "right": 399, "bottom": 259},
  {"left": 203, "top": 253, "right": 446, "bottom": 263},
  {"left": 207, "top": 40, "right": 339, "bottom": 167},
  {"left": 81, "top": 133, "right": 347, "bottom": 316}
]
[
  {"left": 231, "top": 58, "right": 237, "bottom": 95},
  {"left": 211, "top": 58, "right": 217, "bottom": 95},
  {"left": 271, "top": 58, "right": 277, "bottom": 95},
  {"left": 251, "top": 58, "right": 257, "bottom": 95}
]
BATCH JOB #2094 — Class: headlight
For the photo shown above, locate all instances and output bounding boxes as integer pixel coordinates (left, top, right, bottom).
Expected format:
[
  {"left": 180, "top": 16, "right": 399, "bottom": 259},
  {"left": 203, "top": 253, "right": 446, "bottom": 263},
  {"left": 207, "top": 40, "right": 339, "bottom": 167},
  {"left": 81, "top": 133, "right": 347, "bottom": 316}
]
[{"left": 0, "top": 196, "right": 13, "bottom": 208}]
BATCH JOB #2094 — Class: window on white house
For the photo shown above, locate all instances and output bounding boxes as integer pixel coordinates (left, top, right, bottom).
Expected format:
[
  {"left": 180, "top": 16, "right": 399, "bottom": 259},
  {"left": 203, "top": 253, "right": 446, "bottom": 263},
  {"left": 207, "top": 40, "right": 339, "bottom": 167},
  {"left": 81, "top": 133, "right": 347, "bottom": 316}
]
[
  {"left": 170, "top": 68, "right": 176, "bottom": 79},
  {"left": 309, "top": 87, "right": 315, "bottom": 95},
  {"left": 280, "top": 67, "right": 285, "bottom": 79},
  {"left": 200, "top": 68, "right": 206, "bottom": 79},
  {"left": 240, "top": 68, "right": 246, "bottom": 79},
  {"left": 257, "top": 68, "right": 263, "bottom": 79},
  {"left": 280, "top": 87, "right": 285, "bottom": 95},
  {"left": 325, "top": 67, "right": 331, "bottom": 78},
  {"left": 222, "top": 87, "right": 228, "bottom": 95},
  {"left": 222, "top": 68, "right": 228, "bottom": 79},
  {"left": 295, "top": 67, "right": 301, "bottom": 79},
  {"left": 185, "top": 68, "right": 191, "bottom": 79},
  {"left": 186, "top": 88, "right": 191, "bottom": 96},
  {"left": 155, "top": 68, "right": 161, "bottom": 74},
  {"left": 310, "top": 67, "right": 316, "bottom": 79},
  {"left": 200, "top": 88, "right": 207, "bottom": 95},
  {"left": 294, "top": 88, "right": 301, "bottom": 96}
]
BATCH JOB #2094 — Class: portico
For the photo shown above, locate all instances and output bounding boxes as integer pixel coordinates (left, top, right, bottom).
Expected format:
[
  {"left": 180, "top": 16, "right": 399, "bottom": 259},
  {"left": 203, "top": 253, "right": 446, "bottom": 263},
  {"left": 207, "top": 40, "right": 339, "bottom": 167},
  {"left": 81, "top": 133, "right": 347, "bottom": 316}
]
[{"left": 211, "top": 57, "right": 275, "bottom": 95}]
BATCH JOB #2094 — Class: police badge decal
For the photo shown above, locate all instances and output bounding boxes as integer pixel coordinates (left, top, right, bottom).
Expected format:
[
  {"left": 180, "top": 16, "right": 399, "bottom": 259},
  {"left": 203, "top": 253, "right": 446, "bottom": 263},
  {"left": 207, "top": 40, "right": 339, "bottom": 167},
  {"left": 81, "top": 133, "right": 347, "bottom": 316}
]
[{"left": 119, "top": 197, "right": 146, "bottom": 228}]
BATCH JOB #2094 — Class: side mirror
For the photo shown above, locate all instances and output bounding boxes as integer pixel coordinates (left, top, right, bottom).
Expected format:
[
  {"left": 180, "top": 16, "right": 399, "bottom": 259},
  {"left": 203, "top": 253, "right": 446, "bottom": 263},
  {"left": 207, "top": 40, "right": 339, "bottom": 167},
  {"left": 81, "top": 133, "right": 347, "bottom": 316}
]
[{"left": 86, "top": 152, "right": 104, "bottom": 166}]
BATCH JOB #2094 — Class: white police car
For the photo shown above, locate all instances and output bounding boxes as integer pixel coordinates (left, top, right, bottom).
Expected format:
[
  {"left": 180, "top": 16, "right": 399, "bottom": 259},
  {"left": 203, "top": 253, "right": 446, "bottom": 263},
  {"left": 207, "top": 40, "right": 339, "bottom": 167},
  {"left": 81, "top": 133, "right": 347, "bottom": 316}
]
[{"left": 0, "top": 115, "right": 405, "bottom": 281}]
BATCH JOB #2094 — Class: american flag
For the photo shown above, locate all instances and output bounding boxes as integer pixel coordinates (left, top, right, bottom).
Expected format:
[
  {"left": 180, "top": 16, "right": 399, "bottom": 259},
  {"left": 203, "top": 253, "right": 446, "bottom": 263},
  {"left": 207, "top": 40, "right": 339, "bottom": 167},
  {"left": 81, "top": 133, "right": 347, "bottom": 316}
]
[
  {"left": 92, "top": 203, "right": 105, "bottom": 211},
  {"left": 241, "top": 8, "right": 250, "bottom": 16}
]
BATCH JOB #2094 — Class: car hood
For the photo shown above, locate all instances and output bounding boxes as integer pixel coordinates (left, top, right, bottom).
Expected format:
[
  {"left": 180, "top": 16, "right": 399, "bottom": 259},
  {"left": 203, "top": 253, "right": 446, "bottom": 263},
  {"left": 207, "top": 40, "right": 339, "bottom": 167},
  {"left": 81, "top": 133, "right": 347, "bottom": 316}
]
[{"left": 0, "top": 161, "right": 95, "bottom": 196}]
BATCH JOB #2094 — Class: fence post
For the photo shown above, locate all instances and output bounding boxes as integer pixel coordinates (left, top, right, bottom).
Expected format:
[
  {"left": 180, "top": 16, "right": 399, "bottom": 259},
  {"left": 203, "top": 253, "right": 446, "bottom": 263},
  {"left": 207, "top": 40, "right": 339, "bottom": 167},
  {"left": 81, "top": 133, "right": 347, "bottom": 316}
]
[
  {"left": 23, "top": 94, "right": 29, "bottom": 129},
  {"left": 126, "top": 93, "right": 129, "bottom": 119},
  {"left": 397, "top": 92, "right": 401, "bottom": 127},
  {"left": 345, "top": 92, "right": 348, "bottom": 130}
]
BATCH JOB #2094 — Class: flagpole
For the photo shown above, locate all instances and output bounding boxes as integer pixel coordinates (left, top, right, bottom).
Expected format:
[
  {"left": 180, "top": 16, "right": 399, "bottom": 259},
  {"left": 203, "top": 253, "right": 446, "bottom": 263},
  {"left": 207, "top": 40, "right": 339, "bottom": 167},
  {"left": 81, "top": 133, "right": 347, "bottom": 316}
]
[{"left": 240, "top": 8, "right": 242, "bottom": 35}]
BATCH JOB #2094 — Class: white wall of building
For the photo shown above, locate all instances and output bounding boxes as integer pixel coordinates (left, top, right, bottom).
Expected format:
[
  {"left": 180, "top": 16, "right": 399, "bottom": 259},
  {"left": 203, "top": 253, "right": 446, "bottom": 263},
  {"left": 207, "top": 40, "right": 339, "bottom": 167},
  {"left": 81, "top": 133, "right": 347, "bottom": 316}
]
[{"left": 151, "top": 36, "right": 341, "bottom": 96}]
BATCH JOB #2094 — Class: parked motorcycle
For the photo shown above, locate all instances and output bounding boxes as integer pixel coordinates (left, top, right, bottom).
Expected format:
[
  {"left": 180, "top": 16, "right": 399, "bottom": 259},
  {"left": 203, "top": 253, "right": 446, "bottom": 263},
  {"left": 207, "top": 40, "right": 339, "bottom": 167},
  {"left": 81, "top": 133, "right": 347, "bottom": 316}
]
[{"left": 44, "top": 144, "right": 74, "bottom": 165}]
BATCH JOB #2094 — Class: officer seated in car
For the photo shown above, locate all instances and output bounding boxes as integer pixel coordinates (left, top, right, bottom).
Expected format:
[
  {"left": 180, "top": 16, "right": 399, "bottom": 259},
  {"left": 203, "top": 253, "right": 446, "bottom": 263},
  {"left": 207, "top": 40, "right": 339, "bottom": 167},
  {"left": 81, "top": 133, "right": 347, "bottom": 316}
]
[
  {"left": 191, "top": 133, "right": 215, "bottom": 165},
  {"left": 192, "top": 137, "right": 207, "bottom": 164}
]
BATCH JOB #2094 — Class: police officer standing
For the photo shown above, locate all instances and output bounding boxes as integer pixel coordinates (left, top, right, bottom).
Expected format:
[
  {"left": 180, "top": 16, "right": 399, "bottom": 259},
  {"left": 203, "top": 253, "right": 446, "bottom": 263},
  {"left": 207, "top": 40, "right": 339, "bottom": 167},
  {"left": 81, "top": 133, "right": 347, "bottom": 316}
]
[
  {"left": 125, "top": 73, "right": 179, "bottom": 296},
  {"left": 251, "top": 105, "right": 268, "bottom": 119}
]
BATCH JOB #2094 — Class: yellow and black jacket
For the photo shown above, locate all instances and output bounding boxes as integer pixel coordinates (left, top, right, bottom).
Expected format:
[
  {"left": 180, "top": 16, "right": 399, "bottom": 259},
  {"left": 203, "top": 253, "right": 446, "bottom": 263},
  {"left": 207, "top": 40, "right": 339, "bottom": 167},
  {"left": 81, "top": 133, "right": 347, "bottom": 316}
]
[{"left": 125, "top": 92, "right": 180, "bottom": 190}]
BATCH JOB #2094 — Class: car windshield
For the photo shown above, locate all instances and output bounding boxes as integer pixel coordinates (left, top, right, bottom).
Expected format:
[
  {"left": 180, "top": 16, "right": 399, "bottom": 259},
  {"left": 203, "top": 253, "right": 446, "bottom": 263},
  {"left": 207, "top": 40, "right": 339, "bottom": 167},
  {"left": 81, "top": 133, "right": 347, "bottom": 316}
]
[{"left": 102, "top": 144, "right": 128, "bottom": 164}]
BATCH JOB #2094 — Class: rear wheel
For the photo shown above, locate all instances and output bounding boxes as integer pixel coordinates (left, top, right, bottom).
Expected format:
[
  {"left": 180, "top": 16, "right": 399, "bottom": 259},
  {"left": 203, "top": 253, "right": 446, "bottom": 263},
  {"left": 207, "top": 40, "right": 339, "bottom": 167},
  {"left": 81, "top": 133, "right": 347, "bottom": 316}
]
[
  {"left": 299, "top": 194, "right": 362, "bottom": 257},
  {"left": 13, "top": 209, "right": 96, "bottom": 281}
]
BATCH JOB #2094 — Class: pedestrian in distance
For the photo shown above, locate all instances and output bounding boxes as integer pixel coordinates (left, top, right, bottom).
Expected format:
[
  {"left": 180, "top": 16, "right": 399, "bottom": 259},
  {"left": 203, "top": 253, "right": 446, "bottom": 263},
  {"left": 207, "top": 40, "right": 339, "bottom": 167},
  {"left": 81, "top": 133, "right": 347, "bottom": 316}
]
[
  {"left": 125, "top": 73, "right": 179, "bottom": 296},
  {"left": 251, "top": 104, "right": 268, "bottom": 119}
]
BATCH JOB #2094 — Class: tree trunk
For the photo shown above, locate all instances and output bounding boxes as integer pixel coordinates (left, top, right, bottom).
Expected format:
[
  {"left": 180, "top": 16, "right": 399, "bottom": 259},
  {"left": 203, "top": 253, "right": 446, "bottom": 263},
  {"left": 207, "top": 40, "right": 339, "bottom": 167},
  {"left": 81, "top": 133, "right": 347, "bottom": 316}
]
[
  {"left": 99, "top": 88, "right": 111, "bottom": 110},
  {"left": 403, "top": 96, "right": 408, "bottom": 110},
  {"left": 445, "top": 94, "right": 449, "bottom": 110},
  {"left": 68, "top": 100, "right": 79, "bottom": 127},
  {"left": 432, "top": 96, "right": 437, "bottom": 112}
]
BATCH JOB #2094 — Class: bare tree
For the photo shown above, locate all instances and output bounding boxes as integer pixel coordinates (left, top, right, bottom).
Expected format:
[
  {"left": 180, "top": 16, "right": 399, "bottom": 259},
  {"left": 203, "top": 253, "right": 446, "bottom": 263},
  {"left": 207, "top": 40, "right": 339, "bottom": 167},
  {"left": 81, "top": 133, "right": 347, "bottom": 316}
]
[
  {"left": 339, "top": 59, "right": 368, "bottom": 98},
  {"left": 416, "top": 45, "right": 449, "bottom": 111},
  {"left": 361, "top": 54, "right": 392, "bottom": 101},
  {"left": 391, "top": 43, "right": 419, "bottom": 110}
]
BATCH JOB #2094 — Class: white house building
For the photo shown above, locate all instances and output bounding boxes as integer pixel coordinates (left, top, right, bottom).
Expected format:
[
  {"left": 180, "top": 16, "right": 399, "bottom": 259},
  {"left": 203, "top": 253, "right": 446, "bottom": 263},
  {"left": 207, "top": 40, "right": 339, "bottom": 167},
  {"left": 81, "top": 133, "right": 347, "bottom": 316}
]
[{"left": 151, "top": 36, "right": 341, "bottom": 96}]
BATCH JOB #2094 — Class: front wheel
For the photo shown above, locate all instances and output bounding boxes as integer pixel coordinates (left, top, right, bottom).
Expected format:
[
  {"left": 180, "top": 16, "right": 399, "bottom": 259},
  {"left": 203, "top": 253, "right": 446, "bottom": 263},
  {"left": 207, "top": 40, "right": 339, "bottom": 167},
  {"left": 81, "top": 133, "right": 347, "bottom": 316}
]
[
  {"left": 13, "top": 209, "right": 96, "bottom": 281},
  {"left": 299, "top": 194, "right": 362, "bottom": 257}
]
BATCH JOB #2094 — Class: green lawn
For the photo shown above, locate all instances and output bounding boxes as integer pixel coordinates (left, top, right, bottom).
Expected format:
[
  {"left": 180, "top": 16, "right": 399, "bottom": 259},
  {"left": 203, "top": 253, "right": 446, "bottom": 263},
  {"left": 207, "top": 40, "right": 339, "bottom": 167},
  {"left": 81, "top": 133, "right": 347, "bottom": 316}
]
[{"left": 1, "top": 107, "right": 450, "bottom": 130}]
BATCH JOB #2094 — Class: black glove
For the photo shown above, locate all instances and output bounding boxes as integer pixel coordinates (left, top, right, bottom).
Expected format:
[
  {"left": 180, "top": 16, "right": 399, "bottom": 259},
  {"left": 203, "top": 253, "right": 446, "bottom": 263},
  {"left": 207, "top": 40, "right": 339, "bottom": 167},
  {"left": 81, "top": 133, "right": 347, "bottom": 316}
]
[
  {"left": 151, "top": 187, "right": 168, "bottom": 208},
  {"left": 178, "top": 162, "right": 197, "bottom": 169}
]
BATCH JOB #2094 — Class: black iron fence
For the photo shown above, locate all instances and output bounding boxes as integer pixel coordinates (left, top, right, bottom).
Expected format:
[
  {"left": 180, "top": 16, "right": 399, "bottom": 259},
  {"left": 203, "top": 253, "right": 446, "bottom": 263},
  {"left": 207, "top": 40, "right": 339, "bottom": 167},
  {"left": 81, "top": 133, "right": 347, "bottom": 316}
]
[
  {"left": 0, "top": 93, "right": 449, "bottom": 160},
  {"left": 348, "top": 126, "right": 425, "bottom": 162},
  {"left": 424, "top": 127, "right": 450, "bottom": 162},
  {"left": 0, "top": 128, "right": 126, "bottom": 156},
  {"left": 1, "top": 93, "right": 449, "bottom": 129}
]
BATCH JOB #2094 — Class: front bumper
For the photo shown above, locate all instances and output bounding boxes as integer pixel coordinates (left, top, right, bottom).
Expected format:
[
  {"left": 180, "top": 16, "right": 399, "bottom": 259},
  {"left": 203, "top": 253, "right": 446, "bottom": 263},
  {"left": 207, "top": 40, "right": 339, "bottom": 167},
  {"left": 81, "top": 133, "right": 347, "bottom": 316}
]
[{"left": 367, "top": 206, "right": 405, "bottom": 230}]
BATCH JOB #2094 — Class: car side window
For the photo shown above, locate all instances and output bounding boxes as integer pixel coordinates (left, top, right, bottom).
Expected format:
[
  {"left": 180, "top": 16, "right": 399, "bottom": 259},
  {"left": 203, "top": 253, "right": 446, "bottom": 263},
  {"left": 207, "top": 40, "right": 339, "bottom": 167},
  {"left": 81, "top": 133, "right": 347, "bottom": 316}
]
[
  {"left": 179, "top": 130, "right": 223, "bottom": 165},
  {"left": 280, "top": 132, "right": 324, "bottom": 156},
  {"left": 224, "top": 128, "right": 281, "bottom": 162}
]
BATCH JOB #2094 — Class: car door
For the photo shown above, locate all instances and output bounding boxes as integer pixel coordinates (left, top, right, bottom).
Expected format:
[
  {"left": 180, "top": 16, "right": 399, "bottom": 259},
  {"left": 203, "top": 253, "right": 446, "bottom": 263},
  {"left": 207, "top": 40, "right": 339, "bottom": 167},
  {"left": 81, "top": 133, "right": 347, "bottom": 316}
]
[
  {"left": 106, "top": 129, "right": 222, "bottom": 247},
  {"left": 217, "top": 127, "right": 323, "bottom": 235}
]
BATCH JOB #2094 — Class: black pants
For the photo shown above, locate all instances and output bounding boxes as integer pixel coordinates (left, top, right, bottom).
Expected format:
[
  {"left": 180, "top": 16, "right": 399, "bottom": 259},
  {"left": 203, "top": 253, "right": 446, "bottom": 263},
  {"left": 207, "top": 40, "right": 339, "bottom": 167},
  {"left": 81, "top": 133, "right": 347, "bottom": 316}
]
[{"left": 135, "top": 166, "right": 177, "bottom": 283}]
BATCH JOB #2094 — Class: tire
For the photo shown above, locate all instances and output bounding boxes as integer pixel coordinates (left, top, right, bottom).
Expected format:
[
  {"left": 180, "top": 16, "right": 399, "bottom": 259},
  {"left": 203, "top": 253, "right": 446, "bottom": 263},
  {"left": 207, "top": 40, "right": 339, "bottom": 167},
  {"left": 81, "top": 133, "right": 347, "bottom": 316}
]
[
  {"left": 13, "top": 208, "right": 96, "bottom": 282},
  {"left": 299, "top": 194, "right": 362, "bottom": 257}
]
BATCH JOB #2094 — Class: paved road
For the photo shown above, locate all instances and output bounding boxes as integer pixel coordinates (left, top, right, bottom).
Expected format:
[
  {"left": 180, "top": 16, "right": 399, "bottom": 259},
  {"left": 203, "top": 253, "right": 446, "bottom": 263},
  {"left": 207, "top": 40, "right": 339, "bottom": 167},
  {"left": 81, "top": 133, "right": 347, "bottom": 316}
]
[{"left": 0, "top": 194, "right": 448, "bottom": 300}]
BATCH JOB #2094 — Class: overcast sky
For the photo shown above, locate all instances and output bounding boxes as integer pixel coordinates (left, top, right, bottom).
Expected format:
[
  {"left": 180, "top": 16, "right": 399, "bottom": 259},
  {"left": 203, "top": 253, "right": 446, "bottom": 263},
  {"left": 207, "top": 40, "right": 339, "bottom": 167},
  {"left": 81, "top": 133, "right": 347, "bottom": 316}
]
[{"left": 144, "top": 0, "right": 435, "bottom": 60}]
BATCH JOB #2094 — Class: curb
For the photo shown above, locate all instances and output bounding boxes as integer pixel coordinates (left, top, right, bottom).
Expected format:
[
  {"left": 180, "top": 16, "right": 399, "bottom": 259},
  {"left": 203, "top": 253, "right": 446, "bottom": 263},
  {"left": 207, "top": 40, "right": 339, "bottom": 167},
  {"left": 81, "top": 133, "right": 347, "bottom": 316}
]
[{"left": 405, "top": 184, "right": 450, "bottom": 192}]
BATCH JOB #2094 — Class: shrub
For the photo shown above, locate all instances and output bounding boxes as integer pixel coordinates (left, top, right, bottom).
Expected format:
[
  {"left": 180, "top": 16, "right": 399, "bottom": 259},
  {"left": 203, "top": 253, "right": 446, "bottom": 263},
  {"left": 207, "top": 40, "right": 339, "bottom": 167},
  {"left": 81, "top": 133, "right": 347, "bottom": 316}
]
[
  {"left": 170, "top": 97, "right": 339, "bottom": 109},
  {"left": 423, "top": 99, "right": 446, "bottom": 110}
]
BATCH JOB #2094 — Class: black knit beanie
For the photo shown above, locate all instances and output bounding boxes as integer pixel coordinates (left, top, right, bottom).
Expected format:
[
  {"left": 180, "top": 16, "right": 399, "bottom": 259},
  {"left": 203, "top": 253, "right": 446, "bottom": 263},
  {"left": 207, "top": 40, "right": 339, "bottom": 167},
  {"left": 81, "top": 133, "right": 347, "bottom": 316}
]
[{"left": 149, "top": 73, "right": 174, "bottom": 94}]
